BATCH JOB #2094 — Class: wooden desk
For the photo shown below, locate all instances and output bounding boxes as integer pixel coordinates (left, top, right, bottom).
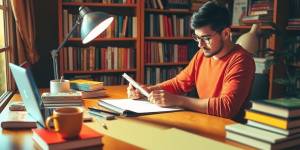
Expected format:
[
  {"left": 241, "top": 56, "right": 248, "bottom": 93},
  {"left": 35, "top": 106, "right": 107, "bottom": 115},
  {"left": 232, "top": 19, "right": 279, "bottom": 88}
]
[{"left": 0, "top": 86, "right": 254, "bottom": 150}]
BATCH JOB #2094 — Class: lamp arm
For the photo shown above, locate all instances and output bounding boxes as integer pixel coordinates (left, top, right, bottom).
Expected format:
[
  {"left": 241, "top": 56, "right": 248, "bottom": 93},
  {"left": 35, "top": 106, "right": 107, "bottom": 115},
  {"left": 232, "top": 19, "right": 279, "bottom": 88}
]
[{"left": 51, "top": 16, "right": 82, "bottom": 79}]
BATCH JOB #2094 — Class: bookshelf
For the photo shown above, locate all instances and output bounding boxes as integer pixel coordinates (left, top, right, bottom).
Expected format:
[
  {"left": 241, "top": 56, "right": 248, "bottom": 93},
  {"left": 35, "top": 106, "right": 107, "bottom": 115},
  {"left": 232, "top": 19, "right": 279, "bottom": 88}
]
[
  {"left": 57, "top": 0, "right": 294, "bottom": 98},
  {"left": 230, "top": 0, "right": 289, "bottom": 98},
  {"left": 140, "top": 0, "right": 198, "bottom": 85},
  {"left": 58, "top": 0, "right": 141, "bottom": 85}
]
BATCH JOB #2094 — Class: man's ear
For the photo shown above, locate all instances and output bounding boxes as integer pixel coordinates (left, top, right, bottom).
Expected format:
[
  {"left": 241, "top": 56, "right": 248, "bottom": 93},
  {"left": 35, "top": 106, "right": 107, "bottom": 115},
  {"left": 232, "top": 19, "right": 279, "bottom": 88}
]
[{"left": 221, "top": 27, "right": 231, "bottom": 40}]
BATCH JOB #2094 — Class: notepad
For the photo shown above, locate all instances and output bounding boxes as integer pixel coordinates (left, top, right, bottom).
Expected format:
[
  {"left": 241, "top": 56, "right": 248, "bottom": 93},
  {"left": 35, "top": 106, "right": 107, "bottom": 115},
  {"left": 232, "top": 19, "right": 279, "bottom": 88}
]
[{"left": 98, "top": 99, "right": 182, "bottom": 116}]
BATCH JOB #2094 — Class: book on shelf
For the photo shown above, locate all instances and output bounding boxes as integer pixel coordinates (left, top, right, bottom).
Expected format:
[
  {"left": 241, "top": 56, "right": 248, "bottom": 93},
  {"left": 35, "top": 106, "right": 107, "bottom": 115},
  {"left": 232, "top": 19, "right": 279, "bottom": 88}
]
[
  {"left": 247, "top": 120, "right": 300, "bottom": 136},
  {"left": 225, "top": 124, "right": 300, "bottom": 150},
  {"left": 70, "top": 79, "right": 104, "bottom": 91},
  {"left": 32, "top": 125, "right": 102, "bottom": 150},
  {"left": 251, "top": 97, "right": 300, "bottom": 118},
  {"left": 98, "top": 99, "right": 182, "bottom": 116},
  {"left": 0, "top": 110, "right": 37, "bottom": 129},
  {"left": 245, "top": 110, "right": 300, "bottom": 129},
  {"left": 145, "top": 14, "right": 191, "bottom": 37}
]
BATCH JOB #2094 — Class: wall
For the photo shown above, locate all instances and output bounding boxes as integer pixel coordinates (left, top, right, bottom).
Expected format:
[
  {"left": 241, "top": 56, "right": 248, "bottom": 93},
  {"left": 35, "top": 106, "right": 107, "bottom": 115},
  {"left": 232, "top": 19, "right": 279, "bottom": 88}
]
[{"left": 32, "top": 0, "right": 58, "bottom": 88}]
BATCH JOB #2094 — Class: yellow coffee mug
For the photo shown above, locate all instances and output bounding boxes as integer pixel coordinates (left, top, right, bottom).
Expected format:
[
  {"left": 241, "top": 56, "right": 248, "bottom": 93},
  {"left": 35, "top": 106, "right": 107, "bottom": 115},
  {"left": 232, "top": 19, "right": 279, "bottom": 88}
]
[{"left": 46, "top": 107, "right": 83, "bottom": 139}]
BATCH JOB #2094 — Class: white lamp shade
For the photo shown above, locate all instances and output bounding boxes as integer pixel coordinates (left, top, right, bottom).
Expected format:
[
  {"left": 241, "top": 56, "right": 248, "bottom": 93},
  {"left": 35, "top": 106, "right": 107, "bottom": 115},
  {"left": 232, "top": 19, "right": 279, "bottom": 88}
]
[{"left": 236, "top": 24, "right": 260, "bottom": 54}]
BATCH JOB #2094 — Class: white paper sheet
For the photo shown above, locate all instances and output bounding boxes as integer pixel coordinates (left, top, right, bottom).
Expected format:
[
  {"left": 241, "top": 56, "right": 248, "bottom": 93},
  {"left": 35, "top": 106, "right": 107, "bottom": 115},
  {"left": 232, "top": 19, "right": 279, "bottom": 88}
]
[{"left": 101, "top": 99, "right": 182, "bottom": 113}]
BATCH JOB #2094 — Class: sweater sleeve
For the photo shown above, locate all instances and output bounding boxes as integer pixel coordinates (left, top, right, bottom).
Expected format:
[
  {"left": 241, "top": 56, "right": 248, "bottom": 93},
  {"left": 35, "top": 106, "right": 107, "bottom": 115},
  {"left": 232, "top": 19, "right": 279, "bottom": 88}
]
[
  {"left": 158, "top": 51, "right": 200, "bottom": 94},
  {"left": 207, "top": 55, "right": 255, "bottom": 118}
]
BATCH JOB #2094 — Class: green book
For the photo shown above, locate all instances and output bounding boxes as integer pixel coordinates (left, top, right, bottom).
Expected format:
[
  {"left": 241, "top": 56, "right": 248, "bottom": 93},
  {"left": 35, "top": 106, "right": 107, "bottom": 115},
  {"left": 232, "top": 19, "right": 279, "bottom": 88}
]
[
  {"left": 251, "top": 98, "right": 300, "bottom": 118},
  {"left": 225, "top": 123, "right": 300, "bottom": 150}
]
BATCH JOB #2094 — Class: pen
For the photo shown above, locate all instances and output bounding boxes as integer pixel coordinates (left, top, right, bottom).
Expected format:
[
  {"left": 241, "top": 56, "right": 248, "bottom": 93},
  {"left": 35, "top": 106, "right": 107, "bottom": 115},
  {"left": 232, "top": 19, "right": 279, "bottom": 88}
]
[
  {"left": 88, "top": 110, "right": 115, "bottom": 120},
  {"left": 88, "top": 107, "right": 119, "bottom": 116}
]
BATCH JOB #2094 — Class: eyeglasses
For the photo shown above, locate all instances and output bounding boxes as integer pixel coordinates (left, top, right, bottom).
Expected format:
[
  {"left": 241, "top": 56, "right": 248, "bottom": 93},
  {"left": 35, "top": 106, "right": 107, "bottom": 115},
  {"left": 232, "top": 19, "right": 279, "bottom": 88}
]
[{"left": 192, "top": 32, "right": 218, "bottom": 45}]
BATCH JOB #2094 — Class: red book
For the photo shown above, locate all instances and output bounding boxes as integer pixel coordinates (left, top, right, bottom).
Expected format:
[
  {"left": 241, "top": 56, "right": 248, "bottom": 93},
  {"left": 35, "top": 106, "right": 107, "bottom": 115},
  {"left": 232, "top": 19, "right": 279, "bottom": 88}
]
[{"left": 32, "top": 125, "right": 102, "bottom": 150}]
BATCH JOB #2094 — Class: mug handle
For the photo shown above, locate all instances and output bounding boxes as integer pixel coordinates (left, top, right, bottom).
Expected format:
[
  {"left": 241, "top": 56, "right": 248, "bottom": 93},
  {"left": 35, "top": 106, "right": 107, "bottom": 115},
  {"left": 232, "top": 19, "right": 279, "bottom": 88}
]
[{"left": 46, "top": 116, "right": 57, "bottom": 132}]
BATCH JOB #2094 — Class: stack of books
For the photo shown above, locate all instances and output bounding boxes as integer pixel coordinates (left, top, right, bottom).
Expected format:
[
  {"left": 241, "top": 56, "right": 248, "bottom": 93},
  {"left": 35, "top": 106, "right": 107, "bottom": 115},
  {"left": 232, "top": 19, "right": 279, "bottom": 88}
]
[
  {"left": 243, "top": 0, "right": 273, "bottom": 25},
  {"left": 287, "top": 18, "right": 300, "bottom": 30},
  {"left": 70, "top": 79, "right": 107, "bottom": 98},
  {"left": 41, "top": 92, "right": 83, "bottom": 117},
  {"left": 225, "top": 97, "right": 300, "bottom": 150},
  {"left": 32, "top": 125, "right": 102, "bottom": 150}
]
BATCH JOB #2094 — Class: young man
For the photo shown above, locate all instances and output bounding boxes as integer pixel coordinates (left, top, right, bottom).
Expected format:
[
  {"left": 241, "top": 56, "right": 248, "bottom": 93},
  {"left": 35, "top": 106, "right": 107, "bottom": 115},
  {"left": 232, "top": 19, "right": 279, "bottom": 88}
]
[{"left": 128, "top": 1, "right": 255, "bottom": 120}]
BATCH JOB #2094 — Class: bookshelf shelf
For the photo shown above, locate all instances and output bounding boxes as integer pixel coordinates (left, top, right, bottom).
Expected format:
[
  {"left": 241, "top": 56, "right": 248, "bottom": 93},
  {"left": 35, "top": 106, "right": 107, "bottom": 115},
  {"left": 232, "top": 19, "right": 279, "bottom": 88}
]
[
  {"left": 68, "top": 37, "right": 137, "bottom": 42},
  {"left": 63, "top": 69, "right": 137, "bottom": 74},
  {"left": 62, "top": 2, "right": 137, "bottom": 8},
  {"left": 144, "top": 37, "right": 193, "bottom": 41},
  {"left": 145, "top": 62, "right": 189, "bottom": 66},
  {"left": 231, "top": 25, "right": 274, "bottom": 30},
  {"left": 286, "top": 27, "right": 300, "bottom": 31},
  {"left": 145, "top": 8, "right": 192, "bottom": 14}
]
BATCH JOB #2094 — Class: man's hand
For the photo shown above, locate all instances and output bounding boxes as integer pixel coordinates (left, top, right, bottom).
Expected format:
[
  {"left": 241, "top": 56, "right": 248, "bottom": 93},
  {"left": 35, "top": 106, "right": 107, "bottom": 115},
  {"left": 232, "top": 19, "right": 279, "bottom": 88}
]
[
  {"left": 127, "top": 83, "right": 148, "bottom": 99},
  {"left": 148, "top": 90, "right": 181, "bottom": 107}
]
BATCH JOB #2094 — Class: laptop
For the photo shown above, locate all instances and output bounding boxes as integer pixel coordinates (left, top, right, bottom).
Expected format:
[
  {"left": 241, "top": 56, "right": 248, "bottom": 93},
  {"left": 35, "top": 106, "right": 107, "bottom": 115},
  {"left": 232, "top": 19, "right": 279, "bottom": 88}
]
[{"left": 9, "top": 63, "right": 45, "bottom": 127}]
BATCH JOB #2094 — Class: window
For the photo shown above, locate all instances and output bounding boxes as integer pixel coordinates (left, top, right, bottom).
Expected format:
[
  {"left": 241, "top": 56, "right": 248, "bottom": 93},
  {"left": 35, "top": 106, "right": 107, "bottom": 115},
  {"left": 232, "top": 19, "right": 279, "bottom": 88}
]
[{"left": 0, "top": 0, "right": 12, "bottom": 110}]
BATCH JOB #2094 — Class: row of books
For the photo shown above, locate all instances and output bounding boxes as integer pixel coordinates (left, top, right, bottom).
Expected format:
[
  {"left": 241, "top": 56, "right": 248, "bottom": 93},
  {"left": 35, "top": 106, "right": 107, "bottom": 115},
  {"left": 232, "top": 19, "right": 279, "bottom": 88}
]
[
  {"left": 63, "top": 9, "right": 137, "bottom": 38},
  {"left": 145, "top": 0, "right": 191, "bottom": 10},
  {"left": 145, "top": 66, "right": 183, "bottom": 85},
  {"left": 62, "top": 46, "right": 136, "bottom": 71},
  {"left": 145, "top": 14, "right": 191, "bottom": 37},
  {"left": 226, "top": 97, "right": 300, "bottom": 149},
  {"left": 144, "top": 41, "right": 195, "bottom": 64},
  {"left": 287, "top": 18, "right": 300, "bottom": 30},
  {"left": 232, "top": 0, "right": 273, "bottom": 26},
  {"left": 63, "top": 0, "right": 136, "bottom": 3}
]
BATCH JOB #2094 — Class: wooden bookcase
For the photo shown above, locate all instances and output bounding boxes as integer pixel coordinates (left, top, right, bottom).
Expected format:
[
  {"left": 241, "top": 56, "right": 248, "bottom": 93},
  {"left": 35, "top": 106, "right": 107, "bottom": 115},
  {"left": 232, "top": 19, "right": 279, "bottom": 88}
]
[
  {"left": 229, "top": 0, "right": 289, "bottom": 98},
  {"left": 140, "top": 0, "right": 198, "bottom": 85},
  {"left": 57, "top": 0, "right": 141, "bottom": 85},
  {"left": 57, "top": 0, "right": 292, "bottom": 98}
]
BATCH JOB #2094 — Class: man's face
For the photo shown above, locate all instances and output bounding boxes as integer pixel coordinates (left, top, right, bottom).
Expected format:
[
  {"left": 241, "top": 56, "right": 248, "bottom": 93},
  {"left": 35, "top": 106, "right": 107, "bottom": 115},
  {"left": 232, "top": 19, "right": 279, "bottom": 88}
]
[{"left": 193, "top": 26, "right": 224, "bottom": 57}]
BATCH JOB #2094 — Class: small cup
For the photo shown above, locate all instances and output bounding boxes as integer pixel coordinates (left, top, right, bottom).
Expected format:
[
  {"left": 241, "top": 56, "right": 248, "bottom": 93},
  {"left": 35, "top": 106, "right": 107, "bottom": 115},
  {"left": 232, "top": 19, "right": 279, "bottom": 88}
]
[
  {"left": 46, "top": 107, "right": 83, "bottom": 139},
  {"left": 50, "top": 79, "right": 70, "bottom": 93}
]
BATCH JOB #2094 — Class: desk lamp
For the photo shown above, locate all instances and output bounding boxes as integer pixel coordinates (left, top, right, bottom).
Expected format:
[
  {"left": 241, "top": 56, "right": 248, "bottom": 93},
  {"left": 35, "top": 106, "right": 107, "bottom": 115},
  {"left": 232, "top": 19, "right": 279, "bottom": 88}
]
[
  {"left": 236, "top": 24, "right": 260, "bottom": 54},
  {"left": 51, "top": 6, "right": 114, "bottom": 79}
]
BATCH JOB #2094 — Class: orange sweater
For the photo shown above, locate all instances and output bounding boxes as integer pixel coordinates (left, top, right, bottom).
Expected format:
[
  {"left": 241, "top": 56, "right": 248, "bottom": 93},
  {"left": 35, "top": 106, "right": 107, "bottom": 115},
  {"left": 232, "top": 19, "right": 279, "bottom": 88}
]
[{"left": 159, "top": 44, "right": 255, "bottom": 118}]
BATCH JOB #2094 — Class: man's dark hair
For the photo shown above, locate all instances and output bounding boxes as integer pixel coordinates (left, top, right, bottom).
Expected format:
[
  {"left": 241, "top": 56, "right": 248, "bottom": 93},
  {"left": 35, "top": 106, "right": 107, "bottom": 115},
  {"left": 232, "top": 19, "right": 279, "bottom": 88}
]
[{"left": 190, "top": 1, "right": 231, "bottom": 32}]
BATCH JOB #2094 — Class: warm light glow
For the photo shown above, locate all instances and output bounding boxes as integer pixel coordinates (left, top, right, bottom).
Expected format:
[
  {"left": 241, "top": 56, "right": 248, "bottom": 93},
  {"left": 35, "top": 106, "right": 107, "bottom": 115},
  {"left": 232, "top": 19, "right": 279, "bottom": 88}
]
[{"left": 82, "top": 17, "right": 114, "bottom": 44}]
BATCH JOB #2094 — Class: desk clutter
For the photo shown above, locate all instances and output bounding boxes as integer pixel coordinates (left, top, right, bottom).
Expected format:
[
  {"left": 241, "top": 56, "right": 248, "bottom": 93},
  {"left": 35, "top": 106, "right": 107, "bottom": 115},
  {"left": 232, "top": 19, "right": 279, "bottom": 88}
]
[
  {"left": 43, "top": 79, "right": 107, "bottom": 117},
  {"left": 225, "top": 98, "right": 300, "bottom": 150}
]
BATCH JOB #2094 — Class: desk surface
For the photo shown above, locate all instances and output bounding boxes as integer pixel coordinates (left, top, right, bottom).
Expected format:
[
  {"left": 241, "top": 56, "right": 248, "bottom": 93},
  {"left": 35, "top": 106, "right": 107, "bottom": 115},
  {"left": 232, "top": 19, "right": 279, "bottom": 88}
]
[{"left": 0, "top": 86, "right": 255, "bottom": 150}]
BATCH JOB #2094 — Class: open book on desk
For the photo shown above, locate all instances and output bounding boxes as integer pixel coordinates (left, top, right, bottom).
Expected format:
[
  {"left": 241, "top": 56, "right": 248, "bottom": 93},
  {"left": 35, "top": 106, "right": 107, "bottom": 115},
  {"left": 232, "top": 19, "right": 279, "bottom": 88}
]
[{"left": 98, "top": 99, "right": 183, "bottom": 116}]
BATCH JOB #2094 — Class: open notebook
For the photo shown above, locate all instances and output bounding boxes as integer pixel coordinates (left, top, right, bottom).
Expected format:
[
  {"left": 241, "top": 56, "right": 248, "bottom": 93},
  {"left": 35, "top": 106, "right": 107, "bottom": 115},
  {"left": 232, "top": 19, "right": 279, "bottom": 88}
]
[{"left": 98, "top": 99, "right": 182, "bottom": 116}]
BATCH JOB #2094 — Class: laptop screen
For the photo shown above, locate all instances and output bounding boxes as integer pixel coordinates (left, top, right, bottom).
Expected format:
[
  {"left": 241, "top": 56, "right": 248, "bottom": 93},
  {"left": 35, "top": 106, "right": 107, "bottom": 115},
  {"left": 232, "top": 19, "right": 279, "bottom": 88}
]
[{"left": 9, "top": 63, "right": 45, "bottom": 127}]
